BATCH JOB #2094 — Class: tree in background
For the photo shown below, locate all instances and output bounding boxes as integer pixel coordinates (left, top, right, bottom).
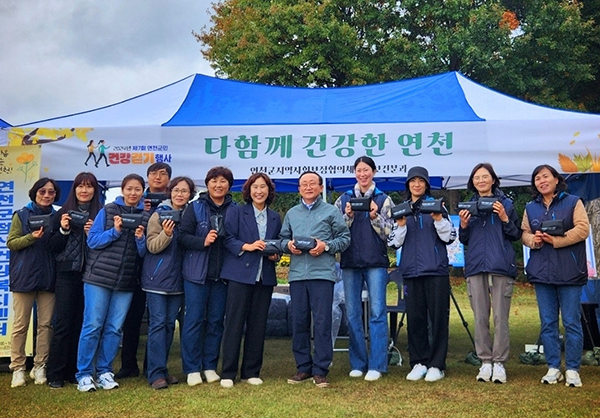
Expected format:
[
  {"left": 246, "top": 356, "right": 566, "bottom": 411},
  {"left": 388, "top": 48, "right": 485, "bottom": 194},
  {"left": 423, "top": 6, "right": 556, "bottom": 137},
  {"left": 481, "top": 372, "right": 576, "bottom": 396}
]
[{"left": 195, "top": 0, "right": 597, "bottom": 111}]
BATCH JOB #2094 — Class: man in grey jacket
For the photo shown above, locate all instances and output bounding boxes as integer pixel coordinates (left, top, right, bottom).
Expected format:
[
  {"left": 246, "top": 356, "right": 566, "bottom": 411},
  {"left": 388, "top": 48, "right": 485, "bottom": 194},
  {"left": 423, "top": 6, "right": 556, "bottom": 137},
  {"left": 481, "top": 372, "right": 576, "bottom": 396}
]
[{"left": 280, "top": 171, "right": 351, "bottom": 388}]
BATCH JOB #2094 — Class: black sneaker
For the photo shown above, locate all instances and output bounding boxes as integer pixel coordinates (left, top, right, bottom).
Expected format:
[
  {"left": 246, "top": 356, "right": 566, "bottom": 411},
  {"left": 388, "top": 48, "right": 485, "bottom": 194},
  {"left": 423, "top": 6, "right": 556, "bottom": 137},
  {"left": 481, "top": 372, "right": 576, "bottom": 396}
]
[
  {"left": 313, "top": 375, "right": 329, "bottom": 388},
  {"left": 114, "top": 368, "right": 140, "bottom": 379},
  {"left": 48, "top": 380, "right": 64, "bottom": 389},
  {"left": 287, "top": 372, "right": 312, "bottom": 384}
]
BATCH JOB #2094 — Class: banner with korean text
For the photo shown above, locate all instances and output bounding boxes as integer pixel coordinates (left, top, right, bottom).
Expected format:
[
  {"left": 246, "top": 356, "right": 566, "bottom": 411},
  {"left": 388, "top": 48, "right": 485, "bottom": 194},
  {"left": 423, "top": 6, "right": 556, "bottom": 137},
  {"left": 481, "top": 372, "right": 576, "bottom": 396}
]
[{"left": 0, "top": 145, "right": 41, "bottom": 358}]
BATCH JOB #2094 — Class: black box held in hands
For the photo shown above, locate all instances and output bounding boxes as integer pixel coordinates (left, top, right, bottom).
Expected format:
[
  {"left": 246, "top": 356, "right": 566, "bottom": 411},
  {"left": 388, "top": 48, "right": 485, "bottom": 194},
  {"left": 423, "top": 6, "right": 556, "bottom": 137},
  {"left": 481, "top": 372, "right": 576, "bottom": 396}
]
[
  {"left": 121, "top": 213, "right": 143, "bottom": 230},
  {"left": 457, "top": 201, "right": 478, "bottom": 216},
  {"left": 28, "top": 214, "right": 52, "bottom": 231},
  {"left": 477, "top": 197, "right": 497, "bottom": 213},
  {"left": 419, "top": 198, "right": 444, "bottom": 214},
  {"left": 391, "top": 202, "right": 413, "bottom": 220},
  {"left": 349, "top": 197, "right": 371, "bottom": 212},
  {"left": 145, "top": 193, "right": 168, "bottom": 208},
  {"left": 293, "top": 236, "right": 317, "bottom": 251},
  {"left": 158, "top": 210, "right": 181, "bottom": 224},
  {"left": 262, "top": 239, "right": 283, "bottom": 255},
  {"left": 68, "top": 210, "right": 89, "bottom": 228},
  {"left": 540, "top": 219, "right": 565, "bottom": 236}
]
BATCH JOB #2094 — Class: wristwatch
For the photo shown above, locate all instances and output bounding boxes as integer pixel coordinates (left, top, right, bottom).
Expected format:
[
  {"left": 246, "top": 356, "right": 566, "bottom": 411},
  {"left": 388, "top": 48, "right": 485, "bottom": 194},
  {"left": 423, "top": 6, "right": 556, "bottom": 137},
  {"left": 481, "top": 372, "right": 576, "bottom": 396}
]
[{"left": 324, "top": 243, "right": 330, "bottom": 252}]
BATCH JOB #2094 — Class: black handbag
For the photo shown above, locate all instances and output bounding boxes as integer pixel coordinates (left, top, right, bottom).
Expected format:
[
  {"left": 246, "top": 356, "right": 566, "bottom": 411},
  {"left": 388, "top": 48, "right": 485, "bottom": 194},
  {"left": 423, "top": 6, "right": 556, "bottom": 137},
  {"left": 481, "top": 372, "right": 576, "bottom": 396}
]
[
  {"left": 540, "top": 219, "right": 565, "bottom": 236},
  {"left": 68, "top": 210, "right": 89, "bottom": 228},
  {"left": 262, "top": 239, "right": 282, "bottom": 255},
  {"left": 293, "top": 236, "right": 317, "bottom": 251},
  {"left": 28, "top": 214, "right": 52, "bottom": 231},
  {"left": 121, "top": 213, "right": 143, "bottom": 230},
  {"left": 349, "top": 197, "right": 371, "bottom": 212},
  {"left": 158, "top": 210, "right": 181, "bottom": 224}
]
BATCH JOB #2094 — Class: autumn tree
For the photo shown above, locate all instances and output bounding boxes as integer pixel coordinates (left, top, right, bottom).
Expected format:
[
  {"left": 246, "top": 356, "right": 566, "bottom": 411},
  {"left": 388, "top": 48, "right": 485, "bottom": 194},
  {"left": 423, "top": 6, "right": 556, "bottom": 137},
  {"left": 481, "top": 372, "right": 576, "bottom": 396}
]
[{"left": 195, "top": 0, "right": 596, "bottom": 111}]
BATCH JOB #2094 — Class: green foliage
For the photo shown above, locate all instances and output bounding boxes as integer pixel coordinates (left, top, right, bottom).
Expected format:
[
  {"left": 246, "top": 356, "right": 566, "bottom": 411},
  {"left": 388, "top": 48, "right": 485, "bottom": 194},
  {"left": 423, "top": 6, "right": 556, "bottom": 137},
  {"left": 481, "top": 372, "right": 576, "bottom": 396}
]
[{"left": 196, "top": 0, "right": 597, "bottom": 111}]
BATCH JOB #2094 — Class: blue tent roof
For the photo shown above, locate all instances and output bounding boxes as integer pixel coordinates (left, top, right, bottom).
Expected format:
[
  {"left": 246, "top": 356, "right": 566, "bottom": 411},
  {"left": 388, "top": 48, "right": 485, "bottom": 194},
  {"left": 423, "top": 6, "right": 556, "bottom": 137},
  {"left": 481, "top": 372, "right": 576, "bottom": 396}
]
[
  {"left": 164, "top": 72, "right": 484, "bottom": 126},
  {"left": 0, "top": 117, "right": 10, "bottom": 128}
]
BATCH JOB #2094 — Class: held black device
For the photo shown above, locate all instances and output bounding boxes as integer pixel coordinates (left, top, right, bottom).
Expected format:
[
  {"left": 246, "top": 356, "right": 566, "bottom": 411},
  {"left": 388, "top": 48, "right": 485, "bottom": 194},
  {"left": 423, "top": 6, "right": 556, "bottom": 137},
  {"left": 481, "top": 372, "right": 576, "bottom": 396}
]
[
  {"left": 262, "top": 239, "right": 283, "bottom": 255},
  {"left": 158, "top": 210, "right": 181, "bottom": 224},
  {"left": 419, "top": 198, "right": 444, "bottom": 214},
  {"left": 391, "top": 202, "right": 413, "bottom": 220},
  {"left": 68, "top": 210, "right": 89, "bottom": 228},
  {"left": 540, "top": 219, "right": 565, "bottom": 236},
  {"left": 477, "top": 197, "right": 498, "bottom": 213},
  {"left": 28, "top": 214, "right": 52, "bottom": 231},
  {"left": 457, "top": 201, "right": 478, "bottom": 216},
  {"left": 121, "top": 213, "right": 143, "bottom": 230},
  {"left": 145, "top": 193, "right": 168, "bottom": 208},
  {"left": 210, "top": 214, "right": 224, "bottom": 236},
  {"left": 349, "top": 197, "right": 371, "bottom": 212},
  {"left": 293, "top": 236, "right": 317, "bottom": 251}
]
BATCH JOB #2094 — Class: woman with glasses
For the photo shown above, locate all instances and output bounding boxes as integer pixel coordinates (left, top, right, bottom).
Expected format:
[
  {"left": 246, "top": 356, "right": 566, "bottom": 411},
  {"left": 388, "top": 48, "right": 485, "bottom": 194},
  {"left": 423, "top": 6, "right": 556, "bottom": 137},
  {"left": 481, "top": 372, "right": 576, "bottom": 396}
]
[
  {"left": 46, "top": 172, "right": 103, "bottom": 388},
  {"left": 458, "top": 163, "right": 521, "bottom": 384},
  {"left": 8, "top": 178, "right": 61, "bottom": 387},
  {"left": 219, "top": 173, "right": 282, "bottom": 388},
  {"left": 142, "top": 176, "right": 195, "bottom": 390}
]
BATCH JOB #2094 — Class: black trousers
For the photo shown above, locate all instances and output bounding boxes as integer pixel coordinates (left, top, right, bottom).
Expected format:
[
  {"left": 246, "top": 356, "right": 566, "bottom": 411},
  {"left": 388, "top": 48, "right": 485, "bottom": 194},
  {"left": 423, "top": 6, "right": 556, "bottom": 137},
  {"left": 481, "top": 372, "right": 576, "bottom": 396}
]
[
  {"left": 405, "top": 275, "right": 450, "bottom": 371},
  {"left": 46, "top": 272, "right": 84, "bottom": 383},
  {"left": 119, "top": 285, "right": 146, "bottom": 373},
  {"left": 220, "top": 281, "right": 273, "bottom": 380}
]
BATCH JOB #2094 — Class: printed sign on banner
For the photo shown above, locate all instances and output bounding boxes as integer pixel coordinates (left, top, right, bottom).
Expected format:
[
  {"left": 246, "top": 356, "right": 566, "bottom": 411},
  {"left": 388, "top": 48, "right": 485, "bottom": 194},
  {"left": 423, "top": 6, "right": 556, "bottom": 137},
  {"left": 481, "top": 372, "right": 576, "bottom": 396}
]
[{"left": 0, "top": 145, "right": 41, "bottom": 358}]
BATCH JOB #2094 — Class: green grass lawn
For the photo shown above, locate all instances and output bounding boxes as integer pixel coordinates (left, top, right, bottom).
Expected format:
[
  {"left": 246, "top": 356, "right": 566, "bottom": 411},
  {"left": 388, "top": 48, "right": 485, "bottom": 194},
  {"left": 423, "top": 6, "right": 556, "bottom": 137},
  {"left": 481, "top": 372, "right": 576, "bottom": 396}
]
[{"left": 1, "top": 281, "right": 600, "bottom": 418}]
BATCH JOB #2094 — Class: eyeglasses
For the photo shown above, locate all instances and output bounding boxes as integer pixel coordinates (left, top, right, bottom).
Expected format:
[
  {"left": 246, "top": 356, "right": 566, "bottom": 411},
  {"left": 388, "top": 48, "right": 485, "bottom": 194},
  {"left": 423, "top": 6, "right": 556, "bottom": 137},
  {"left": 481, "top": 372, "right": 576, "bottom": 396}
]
[
  {"left": 149, "top": 170, "right": 169, "bottom": 178},
  {"left": 299, "top": 182, "right": 320, "bottom": 189},
  {"left": 172, "top": 189, "right": 190, "bottom": 195},
  {"left": 473, "top": 175, "right": 491, "bottom": 182},
  {"left": 37, "top": 189, "right": 56, "bottom": 196}
]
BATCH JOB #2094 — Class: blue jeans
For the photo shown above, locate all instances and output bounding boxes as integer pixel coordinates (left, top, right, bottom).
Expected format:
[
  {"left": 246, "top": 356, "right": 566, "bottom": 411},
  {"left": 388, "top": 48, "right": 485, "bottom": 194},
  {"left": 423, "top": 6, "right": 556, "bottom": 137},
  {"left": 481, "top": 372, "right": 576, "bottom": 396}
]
[
  {"left": 146, "top": 292, "right": 182, "bottom": 384},
  {"left": 76, "top": 283, "right": 133, "bottom": 381},
  {"left": 181, "top": 279, "right": 227, "bottom": 374},
  {"left": 534, "top": 283, "right": 583, "bottom": 371},
  {"left": 342, "top": 267, "right": 389, "bottom": 373}
]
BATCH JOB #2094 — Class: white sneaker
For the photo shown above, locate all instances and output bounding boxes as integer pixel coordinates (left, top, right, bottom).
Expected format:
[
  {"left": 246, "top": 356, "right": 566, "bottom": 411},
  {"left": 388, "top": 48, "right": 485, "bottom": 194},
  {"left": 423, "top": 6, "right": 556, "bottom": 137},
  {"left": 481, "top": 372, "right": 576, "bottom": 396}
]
[
  {"left": 30, "top": 365, "right": 47, "bottom": 385},
  {"left": 97, "top": 372, "right": 119, "bottom": 390},
  {"left": 242, "top": 377, "right": 263, "bottom": 385},
  {"left": 77, "top": 376, "right": 97, "bottom": 392},
  {"left": 187, "top": 372, "right": 203, "bottom": 386},
  {"left": 565, "top": 370, "right": 582, "bottom": 387},
  {"left": 364, "top": 370, "right": 382, "bottom": 381},
  {"left": 349, "top": 370, "right": 363, "bottom": 378},
  {"left": 424, "top": 367, "right": 445, "bottom": 382},
  {"left": 492, "top": 363, "right": 506, "bottom": 384},
  {"left": 220, "top": 379, "right": 234, "bottom": 388},
  {"left": 203, "top": 370, "right": 220, "bottom": 383},
  {"left": 406, "top": 364, "right": 428, "bottom": 381},
  {"left": 541, "top": 368, "right": 564, "bottom": 384},
  {"left": 11, "top": 370, "right": 26, "bottom": 388},
  {"left": 476, "top": 363, "right": 492, "bottom": 382}
]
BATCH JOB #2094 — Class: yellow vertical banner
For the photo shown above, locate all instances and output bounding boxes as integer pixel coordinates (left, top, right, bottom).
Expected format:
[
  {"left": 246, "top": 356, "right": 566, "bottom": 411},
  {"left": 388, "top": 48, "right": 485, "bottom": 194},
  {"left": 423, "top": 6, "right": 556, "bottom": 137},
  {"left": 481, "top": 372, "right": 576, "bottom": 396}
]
[{"left": 0, "top": 145, "right": 41, "bottom": 358}]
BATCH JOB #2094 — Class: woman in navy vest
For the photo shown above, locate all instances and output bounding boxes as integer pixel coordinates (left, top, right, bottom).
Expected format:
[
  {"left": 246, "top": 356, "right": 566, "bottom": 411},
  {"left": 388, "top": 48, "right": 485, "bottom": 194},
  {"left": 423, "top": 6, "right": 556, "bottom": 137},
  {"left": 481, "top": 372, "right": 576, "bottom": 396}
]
[
  {"left": 179, "top": 166, "right": 235, "bottom": 386},
  {"left": 46, "top": 172, "right": 103, "bottom": 388},
  {"left": 388, "top": 166, "right": 455, "bottom": 382},
  {"left": 76, "top": 173, "right": 148, "bottom": 392},
  {"left": 334, "top": 156, "right": 394, "bottom": 381},
  {"left": 142, "top": 176, "right": 195, "bottom": 390},
  {"left": 522, "top": 164, "right": 589, "bottom": 387},
  {"left": 219, "top": 173, "right": 282, "bottom": 388},
  {"left": 8, "top": 178, "right": 60, "bottom": 388},
  {"left": 458, "top": 163, "right": 521, "bottom": 384}
]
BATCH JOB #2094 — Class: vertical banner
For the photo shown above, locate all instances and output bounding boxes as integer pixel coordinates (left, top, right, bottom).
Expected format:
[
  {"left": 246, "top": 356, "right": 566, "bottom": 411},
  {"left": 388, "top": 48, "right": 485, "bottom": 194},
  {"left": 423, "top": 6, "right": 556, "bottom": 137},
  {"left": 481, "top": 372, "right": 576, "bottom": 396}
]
[{"left": 0, "top": 145, "right": 41, "bottom": 358}]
